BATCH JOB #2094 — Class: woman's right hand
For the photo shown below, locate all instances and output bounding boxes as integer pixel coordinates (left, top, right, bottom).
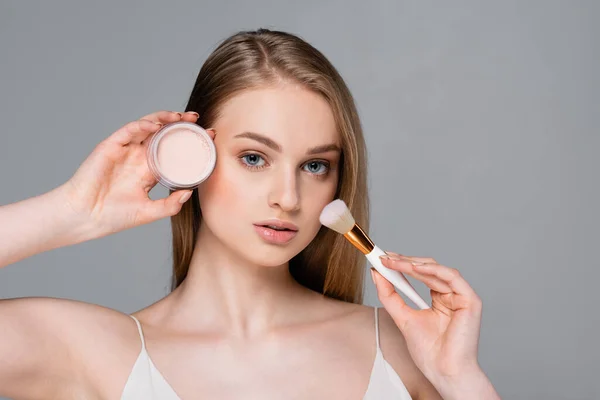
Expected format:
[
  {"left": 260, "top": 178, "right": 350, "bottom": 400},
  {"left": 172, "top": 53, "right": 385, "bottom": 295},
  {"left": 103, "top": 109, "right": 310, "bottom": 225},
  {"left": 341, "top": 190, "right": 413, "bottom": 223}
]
[{"left": 59, "top": 110, "right": 208, "bottom": 239}]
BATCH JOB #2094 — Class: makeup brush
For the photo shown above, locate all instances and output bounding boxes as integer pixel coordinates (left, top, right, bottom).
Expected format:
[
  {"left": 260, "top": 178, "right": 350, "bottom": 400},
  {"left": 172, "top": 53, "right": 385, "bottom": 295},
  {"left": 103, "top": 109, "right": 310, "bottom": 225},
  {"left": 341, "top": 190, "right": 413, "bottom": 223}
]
[{"left": 319, "top": 199, "right": 430, "bottom": 310}]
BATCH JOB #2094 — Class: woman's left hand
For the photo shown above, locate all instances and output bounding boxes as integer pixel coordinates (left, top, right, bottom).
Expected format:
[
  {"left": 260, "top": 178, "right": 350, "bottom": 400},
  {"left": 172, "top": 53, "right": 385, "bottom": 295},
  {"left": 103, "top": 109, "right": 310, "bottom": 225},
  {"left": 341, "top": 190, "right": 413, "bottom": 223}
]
[{"left": 372, "top": 253, "right": 484, "bottom": 386}]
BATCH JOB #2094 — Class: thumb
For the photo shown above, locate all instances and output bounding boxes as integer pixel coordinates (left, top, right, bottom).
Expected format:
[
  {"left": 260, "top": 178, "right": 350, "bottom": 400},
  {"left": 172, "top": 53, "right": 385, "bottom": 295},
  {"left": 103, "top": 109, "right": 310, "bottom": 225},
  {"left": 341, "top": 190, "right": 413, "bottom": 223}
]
[
  {"left": 141, "top": 189, "right": 193, "bottom": 222},
  {"left": 371, "top": 268, "right": 416, "bottom": 331}
]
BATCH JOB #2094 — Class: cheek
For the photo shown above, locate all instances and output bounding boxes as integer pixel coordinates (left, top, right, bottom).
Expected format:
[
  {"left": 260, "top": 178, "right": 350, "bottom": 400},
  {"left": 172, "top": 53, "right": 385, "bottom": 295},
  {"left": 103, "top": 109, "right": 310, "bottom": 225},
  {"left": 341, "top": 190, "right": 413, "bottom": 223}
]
[
  {"left": 313, "top": 168, "right": 339, "bottom": 207},
  {"left": 197, "top": 159, "right": 251, "bottom": 227},
  {"left": 301, "top": 175, "right": 339, "bottom": 233}
]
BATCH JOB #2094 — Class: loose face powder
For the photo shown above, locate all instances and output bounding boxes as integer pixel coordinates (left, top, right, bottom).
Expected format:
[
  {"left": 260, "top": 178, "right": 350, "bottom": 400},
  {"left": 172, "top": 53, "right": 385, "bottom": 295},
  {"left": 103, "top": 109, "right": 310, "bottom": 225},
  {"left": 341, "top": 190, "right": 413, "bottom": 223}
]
[{"left": 147, "top": 122, "right": 216, "bottom": 190}]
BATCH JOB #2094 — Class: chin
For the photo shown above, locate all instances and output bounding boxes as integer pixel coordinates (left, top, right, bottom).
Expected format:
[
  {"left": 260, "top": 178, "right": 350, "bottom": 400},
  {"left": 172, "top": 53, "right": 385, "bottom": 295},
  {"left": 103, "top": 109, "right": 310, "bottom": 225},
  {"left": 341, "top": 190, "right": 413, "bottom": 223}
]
[{"left": 236, "top": 239, "right": 305, "bottom": 268}]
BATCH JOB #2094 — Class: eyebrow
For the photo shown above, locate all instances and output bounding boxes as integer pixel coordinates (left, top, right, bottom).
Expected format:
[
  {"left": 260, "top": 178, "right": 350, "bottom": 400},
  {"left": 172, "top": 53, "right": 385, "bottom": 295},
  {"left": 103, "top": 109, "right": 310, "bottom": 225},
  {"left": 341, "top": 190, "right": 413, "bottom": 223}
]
[{"left": 234, "top": 131, "right": 341, "bottom": 155}]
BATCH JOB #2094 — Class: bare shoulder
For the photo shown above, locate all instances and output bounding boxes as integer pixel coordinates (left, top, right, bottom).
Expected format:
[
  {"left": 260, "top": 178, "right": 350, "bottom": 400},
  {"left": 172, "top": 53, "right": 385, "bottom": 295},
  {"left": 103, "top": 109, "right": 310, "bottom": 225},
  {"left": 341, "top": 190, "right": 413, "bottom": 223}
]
[
  {"left": 5, "top": 295, "right": 132, "bottom": 328},
  {"left": 311, "top": 300, "right": 441, "bottom": 399},
  {"left": 376, "top": 307, "right": 442, "bottom": 400},
  {"left": 42, "top": 297, "right": 144, "bottom": 398},
  {"left": 0, "top": 296, "right": 142, "bottom": 399},
  {"left": 4, "top": 296, "right": 139, "bottom": 350},
  {"left": 309, "top": 295, "right": 376, "bottom": 334}
]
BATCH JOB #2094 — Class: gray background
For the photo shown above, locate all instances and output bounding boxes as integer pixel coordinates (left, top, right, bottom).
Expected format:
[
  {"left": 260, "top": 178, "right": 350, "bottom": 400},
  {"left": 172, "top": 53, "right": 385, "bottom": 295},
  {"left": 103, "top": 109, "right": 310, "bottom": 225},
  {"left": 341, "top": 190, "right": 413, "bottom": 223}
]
[{"left": 1, "top": 1, "right": 598, "bottom": 399}]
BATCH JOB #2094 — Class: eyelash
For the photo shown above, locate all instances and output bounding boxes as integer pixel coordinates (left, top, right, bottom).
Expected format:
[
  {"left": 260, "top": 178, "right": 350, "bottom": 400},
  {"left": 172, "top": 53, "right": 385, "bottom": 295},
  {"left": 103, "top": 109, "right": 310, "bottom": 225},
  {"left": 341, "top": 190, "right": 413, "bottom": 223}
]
[{"left": 238, "top": 152, "right": 331, "bottom": 178}]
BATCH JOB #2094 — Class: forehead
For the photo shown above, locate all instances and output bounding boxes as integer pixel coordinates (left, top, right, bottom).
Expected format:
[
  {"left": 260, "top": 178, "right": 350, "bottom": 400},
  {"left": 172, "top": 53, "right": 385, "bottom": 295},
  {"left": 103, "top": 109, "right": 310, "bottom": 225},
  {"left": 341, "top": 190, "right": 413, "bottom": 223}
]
[{"left": 214, "top": 85, "right": 339, "bottom": 148}]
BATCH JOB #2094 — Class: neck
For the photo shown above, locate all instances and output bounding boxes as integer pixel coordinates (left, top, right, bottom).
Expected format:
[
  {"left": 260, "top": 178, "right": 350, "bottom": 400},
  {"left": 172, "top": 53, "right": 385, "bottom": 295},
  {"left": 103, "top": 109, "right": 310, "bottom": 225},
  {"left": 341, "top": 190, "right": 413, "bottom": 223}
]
[{"left": 164, "top": 221, "right": 323, "bottom": 339}]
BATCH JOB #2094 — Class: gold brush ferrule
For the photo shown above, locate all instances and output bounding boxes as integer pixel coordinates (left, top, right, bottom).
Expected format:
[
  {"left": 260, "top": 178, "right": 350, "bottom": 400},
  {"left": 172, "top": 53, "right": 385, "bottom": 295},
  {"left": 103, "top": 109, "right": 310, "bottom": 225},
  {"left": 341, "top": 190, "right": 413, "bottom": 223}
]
[{"left": 343, "top": 224, "right": 375, "bottom": 255}]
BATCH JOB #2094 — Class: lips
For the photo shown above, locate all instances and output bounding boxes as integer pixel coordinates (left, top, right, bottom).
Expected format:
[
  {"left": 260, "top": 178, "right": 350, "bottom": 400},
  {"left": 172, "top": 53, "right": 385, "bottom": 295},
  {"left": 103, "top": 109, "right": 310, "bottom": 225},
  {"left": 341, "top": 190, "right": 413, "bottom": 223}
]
[
  {"left": 254, "top": 219, "right": 298, "bottom": 231},
  {"left": 253, "top": 219, "right": 299, "bottom": 244}
]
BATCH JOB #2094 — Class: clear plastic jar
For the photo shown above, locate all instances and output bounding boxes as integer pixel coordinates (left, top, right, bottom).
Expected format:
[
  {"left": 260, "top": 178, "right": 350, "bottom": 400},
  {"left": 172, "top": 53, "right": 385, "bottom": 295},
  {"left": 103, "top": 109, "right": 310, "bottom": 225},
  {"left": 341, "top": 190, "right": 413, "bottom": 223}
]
[{"left": 146, "top": 121, "right": 216, "bottom": 190}]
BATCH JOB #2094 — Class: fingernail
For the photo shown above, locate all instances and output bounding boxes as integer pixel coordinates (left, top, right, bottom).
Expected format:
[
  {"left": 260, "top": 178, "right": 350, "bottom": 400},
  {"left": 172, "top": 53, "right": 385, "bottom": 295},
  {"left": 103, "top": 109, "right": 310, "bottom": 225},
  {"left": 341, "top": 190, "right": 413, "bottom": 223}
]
[
  {"left": 176, "top": 112, "right": 183, "bottom": 118},
  {"left": 186, "top": 111, "right": 199, "bottom": 118},
  {"left": 153, "top": 121, "right": 163, "bottom": 126},
  {"left": 370, "top": 269, "right": 376, "bottom": 283},
  {"left": 179, "top": 190, "right": 192, "bottom": 204},
  {"left": 411, "top": 261, "right": 425, "bottom": 266}
]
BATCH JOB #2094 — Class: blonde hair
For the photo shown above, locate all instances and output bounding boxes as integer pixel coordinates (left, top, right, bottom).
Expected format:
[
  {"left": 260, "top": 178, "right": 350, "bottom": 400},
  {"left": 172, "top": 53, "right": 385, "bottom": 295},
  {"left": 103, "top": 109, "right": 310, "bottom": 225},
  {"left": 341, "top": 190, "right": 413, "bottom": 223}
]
[{"left": 170, "top": 29, "right": 369, "bottom": 304}]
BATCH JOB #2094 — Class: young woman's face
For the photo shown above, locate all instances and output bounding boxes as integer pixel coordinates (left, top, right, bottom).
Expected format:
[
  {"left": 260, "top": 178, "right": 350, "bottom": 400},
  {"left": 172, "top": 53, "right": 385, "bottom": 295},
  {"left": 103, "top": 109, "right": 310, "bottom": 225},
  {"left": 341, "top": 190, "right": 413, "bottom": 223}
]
[{"left": 197, "top": 84, "right": 341, "bottom": 266}]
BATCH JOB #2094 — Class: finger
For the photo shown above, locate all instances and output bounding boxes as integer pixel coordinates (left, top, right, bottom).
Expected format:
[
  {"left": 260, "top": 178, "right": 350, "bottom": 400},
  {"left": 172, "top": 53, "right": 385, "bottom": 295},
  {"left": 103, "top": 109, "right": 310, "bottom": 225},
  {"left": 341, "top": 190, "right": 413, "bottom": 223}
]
[
  {"left": 371, "top": 268, "right": 417, "bottom": 330},
  {"left": 181, "top": 111, "right": 200, "bottom": 122},
  {"left": 380, "top": 256, "right": 452, "bottom": 293},
  {"left": 140, "top": 169, "right": 159, "bottom": 192},
  {"left": 386, "top": 252, "right": 438, "bottom": 264},
  {"left": 138, "top": 190, "right": 194, "bottom": 223},
  {"left": 138, "top": 110, "right": 184, "bottom": 125},
  {"left": 110, "top": 119, "right": 163, "bottom": 146},
  {"left": 205, "top": 128, "right": 216, "bottom": 140},
  {"left": 413, "top": 263, "right": 477, "bottom": 298},
  {"left": 139, "top": 110, "right": 199, "bottom": 124}
]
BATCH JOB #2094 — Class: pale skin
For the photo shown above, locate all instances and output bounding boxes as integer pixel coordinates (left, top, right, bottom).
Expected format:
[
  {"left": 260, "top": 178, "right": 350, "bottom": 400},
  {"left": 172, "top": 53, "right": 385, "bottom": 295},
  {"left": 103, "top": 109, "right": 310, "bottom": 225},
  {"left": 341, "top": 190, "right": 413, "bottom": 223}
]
[{"left": 0, "top": 84, "right": 499, "bottom": 399}]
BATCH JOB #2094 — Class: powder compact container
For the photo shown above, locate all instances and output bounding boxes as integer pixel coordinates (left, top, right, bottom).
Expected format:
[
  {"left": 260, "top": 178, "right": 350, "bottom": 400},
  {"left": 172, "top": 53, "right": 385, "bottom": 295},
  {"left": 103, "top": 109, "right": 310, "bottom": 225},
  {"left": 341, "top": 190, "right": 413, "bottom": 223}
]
[{"left": 146, "top": 121, "right": 217, "bottom": 190}]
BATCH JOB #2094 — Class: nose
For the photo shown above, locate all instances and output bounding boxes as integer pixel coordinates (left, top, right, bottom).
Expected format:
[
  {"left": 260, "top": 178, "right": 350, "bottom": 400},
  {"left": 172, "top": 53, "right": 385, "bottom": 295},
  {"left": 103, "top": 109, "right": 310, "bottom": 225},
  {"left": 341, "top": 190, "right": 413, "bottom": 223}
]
[{"left": 268, "top": 165, "right": 300, "bottom": 213}]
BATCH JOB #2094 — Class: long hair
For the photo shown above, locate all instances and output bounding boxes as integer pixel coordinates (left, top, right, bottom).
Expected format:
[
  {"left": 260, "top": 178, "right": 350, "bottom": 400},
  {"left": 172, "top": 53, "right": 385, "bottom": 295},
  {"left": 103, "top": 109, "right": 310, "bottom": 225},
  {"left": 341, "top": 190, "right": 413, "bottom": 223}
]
[{"left": 170, "top": 29, "right": 369, "bottom": 304}]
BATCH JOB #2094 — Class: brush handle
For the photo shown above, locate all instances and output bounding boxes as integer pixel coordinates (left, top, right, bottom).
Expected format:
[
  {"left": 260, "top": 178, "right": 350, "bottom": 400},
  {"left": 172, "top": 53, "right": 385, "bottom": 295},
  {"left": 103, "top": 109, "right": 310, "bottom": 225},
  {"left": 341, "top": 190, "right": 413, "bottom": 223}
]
[{"left": 366, "top": 245, "right": 430, "bottom": 310}]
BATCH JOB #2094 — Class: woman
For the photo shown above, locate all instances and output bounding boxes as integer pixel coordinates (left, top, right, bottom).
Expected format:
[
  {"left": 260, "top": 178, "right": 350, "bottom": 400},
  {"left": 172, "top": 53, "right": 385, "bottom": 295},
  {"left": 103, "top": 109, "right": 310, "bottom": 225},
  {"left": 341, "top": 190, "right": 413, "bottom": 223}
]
[{"left": 0, "top": 29, "right": 500, "bottom": 399}]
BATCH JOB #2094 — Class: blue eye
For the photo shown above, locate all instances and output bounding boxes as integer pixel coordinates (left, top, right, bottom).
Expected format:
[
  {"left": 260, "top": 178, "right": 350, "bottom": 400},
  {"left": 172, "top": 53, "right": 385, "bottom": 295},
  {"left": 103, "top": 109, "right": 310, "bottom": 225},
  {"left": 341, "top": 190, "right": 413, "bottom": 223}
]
[
  {"left": 239, "top": 153, "right": 330, "bottom": 177},
  {"left": 303, "top": 161, "right": 329, "bottom": 175},
  {"left": 241, "top": 154, "right": 265, "bottom": 167}
]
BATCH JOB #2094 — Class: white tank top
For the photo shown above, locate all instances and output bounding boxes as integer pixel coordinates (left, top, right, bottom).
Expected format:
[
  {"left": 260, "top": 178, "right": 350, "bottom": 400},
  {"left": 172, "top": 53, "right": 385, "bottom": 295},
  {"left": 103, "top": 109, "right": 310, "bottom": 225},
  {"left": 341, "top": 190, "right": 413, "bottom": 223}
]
[{"left": 121, "top": 307, "right": 412, "bottom": 399}]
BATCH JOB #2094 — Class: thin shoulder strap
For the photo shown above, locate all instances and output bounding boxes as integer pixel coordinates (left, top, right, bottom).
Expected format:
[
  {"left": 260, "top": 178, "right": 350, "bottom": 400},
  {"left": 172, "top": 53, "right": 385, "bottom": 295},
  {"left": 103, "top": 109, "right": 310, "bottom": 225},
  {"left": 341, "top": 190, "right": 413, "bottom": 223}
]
[
  {"left": 129, "top": 315, "right": 146, "bottom": 350},
  {"left": 374, "top": 306, "right": 381, "bottom": 349}
]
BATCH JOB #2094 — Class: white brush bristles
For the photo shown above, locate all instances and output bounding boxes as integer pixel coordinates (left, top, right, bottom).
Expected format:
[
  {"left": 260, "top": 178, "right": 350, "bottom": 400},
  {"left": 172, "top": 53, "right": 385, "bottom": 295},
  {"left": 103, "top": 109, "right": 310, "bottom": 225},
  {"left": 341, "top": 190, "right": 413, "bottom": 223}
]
[{"left": 319, "top": 199, "right": 355, "bottom": 234}]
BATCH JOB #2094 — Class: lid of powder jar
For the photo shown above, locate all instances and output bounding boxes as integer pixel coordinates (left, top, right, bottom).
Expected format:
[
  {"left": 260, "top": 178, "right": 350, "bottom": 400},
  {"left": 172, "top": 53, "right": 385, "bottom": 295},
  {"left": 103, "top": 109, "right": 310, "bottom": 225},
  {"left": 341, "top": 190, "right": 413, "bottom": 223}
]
[{"left": 146, "top": 121, "right": 216, "bottom": 191}]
